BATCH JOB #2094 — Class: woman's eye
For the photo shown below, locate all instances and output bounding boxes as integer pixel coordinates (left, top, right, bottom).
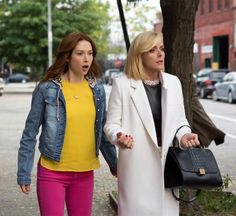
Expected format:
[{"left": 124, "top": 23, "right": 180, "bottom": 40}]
[{"left": 149, "top": 49, "right": 155, "bottom": 53}]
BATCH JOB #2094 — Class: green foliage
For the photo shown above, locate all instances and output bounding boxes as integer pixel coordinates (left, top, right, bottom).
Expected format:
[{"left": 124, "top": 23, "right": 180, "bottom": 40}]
[
  {"left": 179, "top": 175, "right": 236, "bottom": 215},
  {"left": 0, "top": 0, "right": 110, "bottom": 79},
  {"left": 197, "top": 190, "right": 236, "bottom": 213},
  {"left": 220, "top": 174, "right": 233, "bottom": 190},
  {"left": 197, "top": 175, "right": 236, "bottom": 214},
  {"left": 124, "top": 4, "right": 152, "bottom": 41}
]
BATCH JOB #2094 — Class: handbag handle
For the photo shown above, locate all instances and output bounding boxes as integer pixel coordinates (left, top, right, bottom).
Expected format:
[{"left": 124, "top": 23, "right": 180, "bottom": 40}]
[
  {"left": 172, "top": 125, "right": 201, "bottom": 203},
  {"left": 171, "top": 189, "right": 201, "bottom": 203},
  {"left": 172, "top": 125, "right": 191, "bottom": 147}
]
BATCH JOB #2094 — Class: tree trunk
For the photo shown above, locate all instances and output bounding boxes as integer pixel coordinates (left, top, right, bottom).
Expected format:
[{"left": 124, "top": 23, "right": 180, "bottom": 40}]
[
  {"left": 161, "top": 0, "right": 198, "bottom": 121},
  {"left": 160, "top": 0, "right": 225, "bottom": 146},
  {"left": 117, "top": 0, "right": 130, "bottom": 52}
]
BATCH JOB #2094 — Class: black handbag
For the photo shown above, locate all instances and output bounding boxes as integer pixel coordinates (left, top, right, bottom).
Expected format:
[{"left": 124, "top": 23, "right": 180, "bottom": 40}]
[{"left": 164, "top": 125, "right": 223, "bottom": 203}]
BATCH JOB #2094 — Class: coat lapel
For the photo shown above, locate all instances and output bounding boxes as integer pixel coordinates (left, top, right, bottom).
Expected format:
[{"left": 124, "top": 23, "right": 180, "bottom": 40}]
[
  {"left": 161, "top": 80, "right": 169, "bottom": 156},
  {"left": 130, "top": 79, "right": 158, "bottom": 146}
]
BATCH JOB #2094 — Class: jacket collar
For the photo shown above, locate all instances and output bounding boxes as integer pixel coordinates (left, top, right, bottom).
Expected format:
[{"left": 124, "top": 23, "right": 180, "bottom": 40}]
[{"left": 51, "top": 75, "right": 96, "bottom": 89}]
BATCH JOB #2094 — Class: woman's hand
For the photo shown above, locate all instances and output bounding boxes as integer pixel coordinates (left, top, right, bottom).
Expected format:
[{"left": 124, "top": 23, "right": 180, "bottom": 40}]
[
  {"left": 20, "top": 185, "right": 31, "bottom": 194},
  {"left": 180, "top": 133, "right": 200, "bottom": 148},
  {"left": 116, "top": 132, "right": 134, "bottom": 149}
]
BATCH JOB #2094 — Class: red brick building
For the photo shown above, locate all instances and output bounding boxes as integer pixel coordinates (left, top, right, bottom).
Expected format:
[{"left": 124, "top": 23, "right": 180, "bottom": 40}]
[
  {"left": 195, "top": 0, "right": 235, "bottom": 71},
  {"left": 154, "top": 0, "right": 236, "bottom": 73}
]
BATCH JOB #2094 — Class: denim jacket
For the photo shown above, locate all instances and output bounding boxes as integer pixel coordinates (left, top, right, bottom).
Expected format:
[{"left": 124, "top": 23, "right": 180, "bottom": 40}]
[{"left": 17, "top": 77, "right": 117, "bottom": 185}]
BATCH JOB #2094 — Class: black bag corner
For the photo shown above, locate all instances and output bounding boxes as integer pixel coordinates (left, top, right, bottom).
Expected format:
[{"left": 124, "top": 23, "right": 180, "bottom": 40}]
[
  {"left": 164, "top": 147, "right": 223, "bottom": 202},
  {"left": 164, "top": 147, "right": 223, "bottom": 189}
]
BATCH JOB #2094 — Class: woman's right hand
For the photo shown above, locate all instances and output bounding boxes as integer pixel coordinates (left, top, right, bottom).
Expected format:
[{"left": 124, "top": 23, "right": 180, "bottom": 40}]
[
  {"left": 20, "top": 185, "right": 31, "bottom": 194},
  {"left": 116, "top": 132, "right": 134, "bottom": 149}
]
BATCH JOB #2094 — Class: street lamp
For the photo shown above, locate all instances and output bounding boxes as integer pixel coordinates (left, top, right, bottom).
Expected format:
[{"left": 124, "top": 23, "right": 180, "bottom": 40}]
[{"left": 47, "top": 0, "right": 52, "bottom": 66}]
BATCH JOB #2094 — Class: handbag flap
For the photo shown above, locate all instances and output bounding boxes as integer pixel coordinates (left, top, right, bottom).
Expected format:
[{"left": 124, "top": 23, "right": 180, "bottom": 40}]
[{"left": 169, "top": 147, "right": 219, "bottom": 174}]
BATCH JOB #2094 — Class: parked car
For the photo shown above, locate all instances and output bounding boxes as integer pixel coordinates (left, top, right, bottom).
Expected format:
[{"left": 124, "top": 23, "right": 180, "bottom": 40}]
[
  {"left": 108, "top": 71, "right": 124, "bottom": 85},
  {"left": 0, "top": 77, "right": 4, "bottom": 96},
  {"left": 6, "top": 73, "right": 30, "bottom": 83},
  {"left": 196, "top": 68, "right": 229, "bottom": 98},
  {"left": 103, "top": 68, "right": 120, "bottom": 84},
  {"left": 213, "top": 71, "right": 236, "bottom": 103}
]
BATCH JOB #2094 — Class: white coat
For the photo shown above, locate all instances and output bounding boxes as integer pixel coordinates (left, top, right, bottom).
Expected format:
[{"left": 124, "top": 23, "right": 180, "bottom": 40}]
[{"left": 104, "top": 72, "right": 191, "bottom": 216}]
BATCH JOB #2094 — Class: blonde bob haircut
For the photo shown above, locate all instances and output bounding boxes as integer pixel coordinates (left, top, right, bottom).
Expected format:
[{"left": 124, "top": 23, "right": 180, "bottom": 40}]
[{"left": 124, "top": 31, "right": 163, "bottom": 80}]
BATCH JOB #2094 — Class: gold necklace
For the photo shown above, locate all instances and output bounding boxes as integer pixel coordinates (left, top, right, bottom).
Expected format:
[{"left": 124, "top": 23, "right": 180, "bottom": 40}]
[{"left": 62, "top": 77, "right": 80, "bottom": 100}]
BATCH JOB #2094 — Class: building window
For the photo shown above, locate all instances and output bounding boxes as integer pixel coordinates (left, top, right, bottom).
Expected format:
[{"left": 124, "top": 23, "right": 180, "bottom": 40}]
[
  {"left": 225, "top": 0, "right": 230, "bottom": 8},
  {"left": 201, "top": 0, "right": 205, "bottom": 15},
  {"left": 217, "top": 0, "right": 222, "bottom": 10},
  {"left": 209, "top": 0, "right": 213, "bottom": 13},
  {"left": 204, "top": 58, "right": 212, "bottom": 68}
]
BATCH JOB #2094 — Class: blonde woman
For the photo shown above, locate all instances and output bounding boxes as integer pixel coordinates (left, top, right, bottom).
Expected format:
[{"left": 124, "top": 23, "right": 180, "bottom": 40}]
[{"left": 104, "top": 31, "right": 200, "bottom": 216}]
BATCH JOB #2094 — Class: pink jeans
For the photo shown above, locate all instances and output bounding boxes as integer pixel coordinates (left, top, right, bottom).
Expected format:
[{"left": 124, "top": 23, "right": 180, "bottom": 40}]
[{"left": 37, "top": 164, "right": 94, "bottom": 216}]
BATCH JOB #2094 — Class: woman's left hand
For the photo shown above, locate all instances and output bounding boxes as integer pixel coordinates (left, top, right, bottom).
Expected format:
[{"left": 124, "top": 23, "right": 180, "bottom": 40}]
[{"left": 180, "top": 133, "right": 200, "bottom": 148}]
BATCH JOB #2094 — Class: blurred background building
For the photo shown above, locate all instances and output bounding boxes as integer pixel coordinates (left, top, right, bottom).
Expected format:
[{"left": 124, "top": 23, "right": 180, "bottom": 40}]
[
  {"left": 155, "top": 0, "right": 236, "bottom": 74},
  {"left": 195, "top": 0, "right": 232, "bottom": 72}
]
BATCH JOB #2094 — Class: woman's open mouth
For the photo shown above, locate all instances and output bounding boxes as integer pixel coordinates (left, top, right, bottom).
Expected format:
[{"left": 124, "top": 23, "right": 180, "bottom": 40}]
[{"left": 82, "top": 65, "right": 89, "bottom": 71}]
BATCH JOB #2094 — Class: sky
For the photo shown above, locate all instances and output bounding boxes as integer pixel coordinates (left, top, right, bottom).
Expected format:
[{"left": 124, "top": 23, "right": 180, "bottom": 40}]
[
  {"left": 104, "top": 0, "right": 161, "bottom": 58},
  {"left": 109, "top": 0, "right": 161, "bottom": 32}
]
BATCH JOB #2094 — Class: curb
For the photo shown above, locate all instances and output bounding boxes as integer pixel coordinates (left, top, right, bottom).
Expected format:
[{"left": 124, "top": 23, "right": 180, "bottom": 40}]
[
  {"left": 3, "top": 91, "right": 33, "bottom": 95},
  {"left": 2, "top": 82, "right": 36, "bottom": 95}
]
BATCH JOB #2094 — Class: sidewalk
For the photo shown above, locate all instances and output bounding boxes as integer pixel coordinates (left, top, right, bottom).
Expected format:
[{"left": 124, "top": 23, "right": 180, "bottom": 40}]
[
  {"left": 2, "top": 83, "right": 236, "bottom": 215},
  {"left": 93, "top": 157, "right": 117, "bottom": 216},
  {"left": 3, "top": 82, "right": 36, "bottom": 94},
  {"left": 224, "top": 177, "right": 236, "bottom": 195}
]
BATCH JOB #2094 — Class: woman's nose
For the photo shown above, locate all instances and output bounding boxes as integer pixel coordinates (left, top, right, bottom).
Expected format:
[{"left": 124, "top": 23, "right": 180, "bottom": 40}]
[
  {"left": 83, "top": 54, "right": 89, "bottom": 61},
  {"left": 157, "top": 49, "right": 163, "bottom": 56}
]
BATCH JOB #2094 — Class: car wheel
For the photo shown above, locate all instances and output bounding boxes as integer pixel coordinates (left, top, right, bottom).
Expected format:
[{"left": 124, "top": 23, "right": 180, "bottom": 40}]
[
  {"left": 228, "top": 91, "right": 235, "bottom": 104},
  {"left": 200, "top": 88, "right": 206, "bottom": 99},
  {"left": 212, "top": 91, "right": 219, "bottom": 101}
]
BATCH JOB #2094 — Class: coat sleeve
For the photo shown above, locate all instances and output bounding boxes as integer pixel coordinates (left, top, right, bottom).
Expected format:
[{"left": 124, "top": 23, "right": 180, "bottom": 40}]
[
  {"left": 174, "top": 77, "right": 191, "bottom": 143},
  {"left": 104, "top": 78, "right": 124, "bottom": 145},
  {"left": 17, "top": 84, "right": 45, "bottom": 185}
]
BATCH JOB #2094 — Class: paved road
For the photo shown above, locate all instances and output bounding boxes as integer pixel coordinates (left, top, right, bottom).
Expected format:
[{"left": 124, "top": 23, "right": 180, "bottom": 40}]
[
  {"left": 199, "top": 98, "right": 236, "bottom": 194},
  {"left": 0, "top": 93, "right": 117, "bottom": 216}
]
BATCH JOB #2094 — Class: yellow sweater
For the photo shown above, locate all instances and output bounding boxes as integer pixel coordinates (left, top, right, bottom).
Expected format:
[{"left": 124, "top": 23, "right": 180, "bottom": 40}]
[{"left": 40, "top": 79, "right": 100, "bottom": 171}]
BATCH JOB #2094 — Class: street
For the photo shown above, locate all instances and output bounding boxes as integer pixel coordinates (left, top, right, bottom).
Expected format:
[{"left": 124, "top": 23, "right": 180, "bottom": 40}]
[
  {"left": 0, "top": 88, "right": 236, "bottom": 215},
  {"left": 199, "top": 98, "right": 236, "bottom": 191}
]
